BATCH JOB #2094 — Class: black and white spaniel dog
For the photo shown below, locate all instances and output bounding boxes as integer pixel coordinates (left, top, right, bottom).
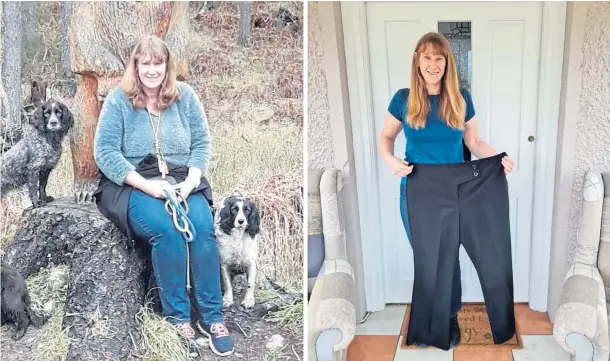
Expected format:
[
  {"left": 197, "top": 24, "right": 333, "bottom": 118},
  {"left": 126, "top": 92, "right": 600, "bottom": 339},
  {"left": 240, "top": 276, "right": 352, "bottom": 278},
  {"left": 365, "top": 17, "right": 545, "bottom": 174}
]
[
  {"left": 0, "top": 100, "right": 73, "bottom": 207},
  {"left": 214, "top": 195, "right": 261, "bottom": 308}
]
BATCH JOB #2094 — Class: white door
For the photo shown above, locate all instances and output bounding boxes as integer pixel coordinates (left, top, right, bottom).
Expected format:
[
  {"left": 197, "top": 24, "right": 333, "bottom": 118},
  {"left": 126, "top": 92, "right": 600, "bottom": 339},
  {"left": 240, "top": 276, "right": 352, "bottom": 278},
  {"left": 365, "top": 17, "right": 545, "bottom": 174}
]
[{"left": 366, "top": 1, "right": 541, "bottom": 303}]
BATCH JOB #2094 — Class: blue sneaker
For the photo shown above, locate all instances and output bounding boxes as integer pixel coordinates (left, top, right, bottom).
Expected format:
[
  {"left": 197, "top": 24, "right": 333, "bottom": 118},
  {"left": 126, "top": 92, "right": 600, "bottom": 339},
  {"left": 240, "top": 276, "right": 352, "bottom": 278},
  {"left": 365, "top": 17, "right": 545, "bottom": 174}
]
[
  {"left": 172, "top": 323, "right": 200, "bottom": 358},
  {"left": 196, "top": 321, "right": 234, "bottom": 356}
]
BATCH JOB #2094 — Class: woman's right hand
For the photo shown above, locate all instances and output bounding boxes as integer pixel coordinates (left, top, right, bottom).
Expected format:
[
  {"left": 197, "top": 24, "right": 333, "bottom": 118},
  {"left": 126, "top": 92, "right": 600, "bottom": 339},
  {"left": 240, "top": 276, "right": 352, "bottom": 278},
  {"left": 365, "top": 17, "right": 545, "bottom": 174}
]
[
  {"left": 379, "top": 114, "right": 412, "bottom": 178},
  {"left": 141, "top": 179, "right": 174, "bottom": 199},
  {"left": 387, "top": 156, "right": 413, "bottom": 177}
]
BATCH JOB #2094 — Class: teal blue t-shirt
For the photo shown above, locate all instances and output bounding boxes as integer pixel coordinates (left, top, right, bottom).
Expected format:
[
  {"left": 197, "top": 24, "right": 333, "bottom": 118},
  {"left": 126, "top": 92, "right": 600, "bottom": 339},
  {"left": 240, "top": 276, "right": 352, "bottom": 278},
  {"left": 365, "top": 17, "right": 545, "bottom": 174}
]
[{"left": 388, "top": 87, "right": 475, "bottom": 166}]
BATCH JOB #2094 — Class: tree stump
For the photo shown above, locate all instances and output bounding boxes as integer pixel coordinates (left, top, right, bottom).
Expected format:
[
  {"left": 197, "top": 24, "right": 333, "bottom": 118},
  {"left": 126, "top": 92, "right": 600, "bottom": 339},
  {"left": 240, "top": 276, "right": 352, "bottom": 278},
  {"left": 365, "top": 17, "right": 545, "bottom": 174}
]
[
  {"left": 2, "top": 198, "right": 303, "bottom": 360},
  {"left": 3, "top": 197, "right": 151, "bottom": 361}
]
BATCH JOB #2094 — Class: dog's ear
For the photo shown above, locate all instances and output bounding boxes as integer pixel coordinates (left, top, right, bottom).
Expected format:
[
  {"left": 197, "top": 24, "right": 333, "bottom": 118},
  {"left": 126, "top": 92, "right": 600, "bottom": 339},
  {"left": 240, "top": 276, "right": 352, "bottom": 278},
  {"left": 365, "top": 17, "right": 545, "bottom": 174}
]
[
  {"left": 246, "top": 201, "right": 260, "bottom": 238},
  {"left": 30, "top": 105, "right": 46, "bottom": 132},
  {"left": 59, "top": 103, "right": 74, "bottom": 131},
  {"left": 219, "top": 199, "right": 234, "bottom": 235}
]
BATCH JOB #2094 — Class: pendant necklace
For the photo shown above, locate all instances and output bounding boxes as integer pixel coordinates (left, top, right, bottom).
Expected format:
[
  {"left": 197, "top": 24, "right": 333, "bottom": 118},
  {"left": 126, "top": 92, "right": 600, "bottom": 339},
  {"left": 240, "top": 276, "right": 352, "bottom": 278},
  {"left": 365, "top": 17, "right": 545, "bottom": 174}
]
[{"left": 147, "top": 108, "right": 168, "bottom": 178}]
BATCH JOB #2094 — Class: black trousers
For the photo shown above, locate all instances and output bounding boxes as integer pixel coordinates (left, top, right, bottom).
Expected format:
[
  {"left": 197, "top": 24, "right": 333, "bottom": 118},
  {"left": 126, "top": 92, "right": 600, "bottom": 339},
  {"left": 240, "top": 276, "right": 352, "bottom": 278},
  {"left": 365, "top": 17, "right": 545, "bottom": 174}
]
[{"left": 404, "top": 152, "right": 515, "bottom": 350}]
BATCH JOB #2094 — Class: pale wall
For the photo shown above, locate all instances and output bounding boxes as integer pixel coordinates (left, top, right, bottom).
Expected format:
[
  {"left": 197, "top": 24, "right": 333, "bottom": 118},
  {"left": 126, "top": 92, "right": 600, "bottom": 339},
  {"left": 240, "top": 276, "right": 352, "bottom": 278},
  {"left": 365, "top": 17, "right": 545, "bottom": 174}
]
[
  {"left": 307, "top": 1, "right": 368, "bottom": 321},
  {"left": 307, "top": 2, "right": 334, "bottom": 169},
  {"left": 548, "top": 2, "right": 610, "bottom": 320},
  {"left": 566, "top": 2, "right": 610, "bottom": 263}
]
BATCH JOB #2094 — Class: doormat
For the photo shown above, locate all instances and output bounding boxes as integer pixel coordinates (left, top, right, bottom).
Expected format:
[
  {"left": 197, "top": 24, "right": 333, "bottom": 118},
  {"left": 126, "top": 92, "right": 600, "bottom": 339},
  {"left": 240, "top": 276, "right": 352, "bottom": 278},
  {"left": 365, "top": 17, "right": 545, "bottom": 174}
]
[{"left": 400, "top": 304, "right": 522, "bottom": 349}]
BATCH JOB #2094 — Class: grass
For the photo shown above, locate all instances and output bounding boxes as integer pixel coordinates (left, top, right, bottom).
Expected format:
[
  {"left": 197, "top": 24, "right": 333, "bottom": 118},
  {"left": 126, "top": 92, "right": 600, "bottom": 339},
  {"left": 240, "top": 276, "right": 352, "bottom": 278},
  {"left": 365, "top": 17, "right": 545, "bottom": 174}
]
[
  {"left": 26, "top": 266, "right": 70, "bottom": 361},
  {"left": 32, "top": 310, "right": 70, "bottom": 361},
  {"left": 209, "top": 121, "right": 303, "bottom": 284},
  {"left": 266, "top": 299, "right": 304, "bottom": 330},
  {"left": 135, "top": 301, "right": 192, "bottom": 361},
  {"left": 263, "top": 351, "right": 292, "bottom": 361},
  {"left": 1, "top": 2, "right": 303, "bottom": 361},
  {"left": 208, "top": 121, "right": 302, "bottom": 198}
]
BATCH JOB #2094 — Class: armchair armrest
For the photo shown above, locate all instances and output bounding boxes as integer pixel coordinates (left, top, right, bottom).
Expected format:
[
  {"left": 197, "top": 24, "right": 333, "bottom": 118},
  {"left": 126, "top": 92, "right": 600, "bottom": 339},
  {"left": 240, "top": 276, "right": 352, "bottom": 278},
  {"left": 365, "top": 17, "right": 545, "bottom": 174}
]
[
  {"left": 307, "top": 169, "right": 357, "bottom": 361},
  {"left": 307, "top": 259, "right": 356, "bottom": 361},
  {"left": 553, "top": 263, "right": 609, "bottom": 361},
  {"left": 319, "top": 169, "right": 346, "bottom": 259}
]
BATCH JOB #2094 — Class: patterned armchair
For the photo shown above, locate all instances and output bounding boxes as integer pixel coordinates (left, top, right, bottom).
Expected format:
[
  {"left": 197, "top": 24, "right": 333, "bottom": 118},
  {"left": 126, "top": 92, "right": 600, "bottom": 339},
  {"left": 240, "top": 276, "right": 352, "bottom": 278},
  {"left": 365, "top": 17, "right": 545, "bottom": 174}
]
[
  {"left": 307, "top": 169, "right": 357, "bottom": 361},
  {"left": 553, "top": 170, "right": 610, "bottom": 361}
]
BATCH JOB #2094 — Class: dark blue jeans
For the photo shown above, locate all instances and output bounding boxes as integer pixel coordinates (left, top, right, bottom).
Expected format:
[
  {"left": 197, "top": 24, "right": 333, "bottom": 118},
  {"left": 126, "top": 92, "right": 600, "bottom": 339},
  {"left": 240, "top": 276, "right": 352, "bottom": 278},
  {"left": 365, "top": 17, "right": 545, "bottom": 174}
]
[
  {"left": 400, "top": 181, "right": 462, "bottom": 318},
  {"left": 128, "top": 189, "right": 224, "bottom": 326}
]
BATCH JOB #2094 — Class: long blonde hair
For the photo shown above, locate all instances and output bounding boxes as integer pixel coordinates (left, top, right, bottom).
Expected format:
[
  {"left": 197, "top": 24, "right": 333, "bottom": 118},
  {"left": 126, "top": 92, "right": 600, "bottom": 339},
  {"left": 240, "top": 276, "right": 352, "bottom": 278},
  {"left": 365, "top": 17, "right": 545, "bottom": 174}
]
[
  {"left": 120, "top": 35, "right": 180, "bottom": 110},
  {"left": 407, "top": 32, "right": 465, "bottom": 130}
]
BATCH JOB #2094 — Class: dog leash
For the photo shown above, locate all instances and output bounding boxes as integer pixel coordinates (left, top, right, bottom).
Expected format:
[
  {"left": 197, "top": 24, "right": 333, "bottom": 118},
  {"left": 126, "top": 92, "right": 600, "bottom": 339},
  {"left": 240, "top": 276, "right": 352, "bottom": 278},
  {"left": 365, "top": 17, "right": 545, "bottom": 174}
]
[{"left": 163, "top": 189, "right": 195, "bottom": 292}]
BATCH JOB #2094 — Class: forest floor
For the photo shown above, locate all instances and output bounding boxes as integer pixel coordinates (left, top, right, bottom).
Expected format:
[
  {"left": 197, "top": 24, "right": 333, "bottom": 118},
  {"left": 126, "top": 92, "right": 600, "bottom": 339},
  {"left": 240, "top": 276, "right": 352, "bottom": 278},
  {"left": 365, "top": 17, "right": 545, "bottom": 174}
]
[{"left": 0, "top": 2, "right": 303, "bottom": 360}]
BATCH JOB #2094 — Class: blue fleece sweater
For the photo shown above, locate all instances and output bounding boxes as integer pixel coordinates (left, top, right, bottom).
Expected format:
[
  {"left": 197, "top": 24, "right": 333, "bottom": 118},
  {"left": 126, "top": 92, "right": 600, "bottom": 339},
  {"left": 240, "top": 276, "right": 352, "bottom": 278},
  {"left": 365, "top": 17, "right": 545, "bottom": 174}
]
[{"left": 93, "top": 82, "right": 211, "bottom": 186}]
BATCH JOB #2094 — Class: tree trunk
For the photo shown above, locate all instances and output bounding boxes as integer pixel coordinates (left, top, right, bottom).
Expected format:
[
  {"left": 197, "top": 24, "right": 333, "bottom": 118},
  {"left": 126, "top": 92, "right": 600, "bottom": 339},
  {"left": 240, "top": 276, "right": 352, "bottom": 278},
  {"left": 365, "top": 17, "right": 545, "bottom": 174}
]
[
  {"left": 207, "top": 1, "right": 221, "bottom": 10},
  {"left": 237, "top": 1, "right": 252, "bottom": 46},
  {"left": 192, "top": 0, "right": 221, "bottom": 21},
  {"left": 60, "top": 1, "right": 73, "bottom": 77},
  {"left": 1, "top": 1, "right": 22, "bottom": 150},
  {"left": 20, "top": 2, "right": 38, "bottom": 46},
  {"left": 0, "top": 1, "right": 7, "bottom": 132}
]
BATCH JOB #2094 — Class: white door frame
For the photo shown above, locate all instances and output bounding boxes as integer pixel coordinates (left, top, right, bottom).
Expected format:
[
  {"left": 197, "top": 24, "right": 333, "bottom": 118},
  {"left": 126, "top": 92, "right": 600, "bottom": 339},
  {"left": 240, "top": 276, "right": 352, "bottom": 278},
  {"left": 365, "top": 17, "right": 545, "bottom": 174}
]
[{"left": 341, "top": 1, "right": 567, "bottom": 313}]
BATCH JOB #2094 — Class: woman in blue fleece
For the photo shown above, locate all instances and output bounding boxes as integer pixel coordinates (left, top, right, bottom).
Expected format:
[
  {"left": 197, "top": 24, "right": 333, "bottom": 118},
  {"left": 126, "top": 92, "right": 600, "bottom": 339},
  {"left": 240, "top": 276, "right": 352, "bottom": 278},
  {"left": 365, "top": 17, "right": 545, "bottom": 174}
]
[
  {"left": 93, "top": 35, "right": 233, "bottom": 357},
  {"left": 379, "top": 32, "right": 515, "bottom": 348}
]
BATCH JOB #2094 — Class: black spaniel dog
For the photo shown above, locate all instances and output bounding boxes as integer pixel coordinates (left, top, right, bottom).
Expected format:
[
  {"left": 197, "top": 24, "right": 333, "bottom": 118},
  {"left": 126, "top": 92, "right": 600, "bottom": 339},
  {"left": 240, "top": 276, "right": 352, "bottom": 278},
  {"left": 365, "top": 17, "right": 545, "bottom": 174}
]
[
  {"left": 0, "top": 100, "right": 74, "bottom": 207},
  {"left": 1, "top": 261, "right": 48, "bottom": 340}
]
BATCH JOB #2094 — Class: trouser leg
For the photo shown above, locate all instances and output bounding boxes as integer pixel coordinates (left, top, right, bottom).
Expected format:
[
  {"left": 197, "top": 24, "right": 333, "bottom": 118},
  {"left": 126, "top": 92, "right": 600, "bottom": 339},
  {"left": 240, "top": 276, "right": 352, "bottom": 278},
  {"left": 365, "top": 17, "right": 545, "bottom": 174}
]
[
  {"left": 128, "top": 189, "right": 191, "bottom": 325},
  {"left": 458, "top": 163, "right": 515, "bottom": 344},
  {"left": 450, "top": 261, "right": 462, "bottom": 317},
  {"left": 185, "top": 193, "right": 225, "bottom": 325},
  {"left": 400, "top": 182, "right": 462, "bottom": 319},
  {"left": 404, "top": 178, "right": 460, "bottom": 350}
]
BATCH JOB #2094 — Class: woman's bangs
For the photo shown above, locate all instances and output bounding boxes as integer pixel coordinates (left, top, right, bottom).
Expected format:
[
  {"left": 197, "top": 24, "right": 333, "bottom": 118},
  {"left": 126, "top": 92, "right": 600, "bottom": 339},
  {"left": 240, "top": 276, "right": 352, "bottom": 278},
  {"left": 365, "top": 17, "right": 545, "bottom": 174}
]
[
  {"left": 136, "top": 46, "right": 166, "bottom": 65},
  {"left": 419, "top": 39, "right": 446, "bottom": 57}
]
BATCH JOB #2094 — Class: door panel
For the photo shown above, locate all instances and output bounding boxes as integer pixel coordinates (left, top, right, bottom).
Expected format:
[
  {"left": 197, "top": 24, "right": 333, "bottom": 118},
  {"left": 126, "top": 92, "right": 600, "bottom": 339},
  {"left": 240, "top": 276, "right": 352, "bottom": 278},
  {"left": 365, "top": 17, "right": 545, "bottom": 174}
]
[{"left": 366, "top": 1, "right": 541, "bottom": 303}]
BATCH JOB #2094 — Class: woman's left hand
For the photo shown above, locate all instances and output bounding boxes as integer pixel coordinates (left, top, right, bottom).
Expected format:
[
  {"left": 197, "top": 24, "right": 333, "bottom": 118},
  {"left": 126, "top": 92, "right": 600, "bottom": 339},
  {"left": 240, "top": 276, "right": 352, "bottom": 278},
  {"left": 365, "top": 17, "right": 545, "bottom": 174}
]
[
  {"left": 502, "top": 156, "right": 515, "bottom": 175},
  {"left": 177, "top": 167, "right": 203, "bottom": 200},
  {"left": 176, "top": 179, "right": 198, "bottom": 200}
]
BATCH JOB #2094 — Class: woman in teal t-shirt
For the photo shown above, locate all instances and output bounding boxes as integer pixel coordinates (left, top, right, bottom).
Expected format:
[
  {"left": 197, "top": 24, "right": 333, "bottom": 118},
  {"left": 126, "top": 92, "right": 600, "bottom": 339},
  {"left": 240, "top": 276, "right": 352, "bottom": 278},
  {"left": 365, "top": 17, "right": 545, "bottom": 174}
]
[{"left": 378, "top": 32, "right": 515, "bottom": 348}]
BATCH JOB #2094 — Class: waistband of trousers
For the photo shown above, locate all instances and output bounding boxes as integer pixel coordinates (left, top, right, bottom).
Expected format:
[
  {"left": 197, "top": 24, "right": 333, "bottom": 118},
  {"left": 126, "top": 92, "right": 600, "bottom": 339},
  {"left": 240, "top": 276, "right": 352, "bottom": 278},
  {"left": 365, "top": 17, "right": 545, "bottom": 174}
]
[{"left": 409, "top": 152, "right": 507, "bottom": 170}]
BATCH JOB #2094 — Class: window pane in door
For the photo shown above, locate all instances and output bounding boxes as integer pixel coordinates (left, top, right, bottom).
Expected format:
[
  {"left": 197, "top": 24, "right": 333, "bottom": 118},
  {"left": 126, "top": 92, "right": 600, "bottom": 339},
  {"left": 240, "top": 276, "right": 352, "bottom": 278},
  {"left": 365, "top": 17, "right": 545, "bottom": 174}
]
[
  {"left": 439, "top": 21, "right": 472, "bottom": 161},
  {"left": 438, "top": 22, "right": 472, "bottom": 94}
]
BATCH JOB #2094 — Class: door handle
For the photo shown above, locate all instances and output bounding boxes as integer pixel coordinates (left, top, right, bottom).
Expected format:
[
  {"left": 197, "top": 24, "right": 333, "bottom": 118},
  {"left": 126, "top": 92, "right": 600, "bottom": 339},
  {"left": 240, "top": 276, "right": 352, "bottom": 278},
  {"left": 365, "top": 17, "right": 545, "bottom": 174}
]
[{"left": 528, "top": 136, "right": 535, "bottom": 142}]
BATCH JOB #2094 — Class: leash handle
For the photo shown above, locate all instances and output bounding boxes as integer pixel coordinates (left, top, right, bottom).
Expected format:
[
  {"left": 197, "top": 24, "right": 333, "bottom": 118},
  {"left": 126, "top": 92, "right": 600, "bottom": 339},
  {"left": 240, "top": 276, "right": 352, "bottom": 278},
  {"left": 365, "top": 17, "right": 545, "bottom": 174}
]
[
  {"left": 162, "top": 188, "right": 195, "bottom": 292},
  {"left": 163, "top": 189, "right": 196, "bottom": 242}
]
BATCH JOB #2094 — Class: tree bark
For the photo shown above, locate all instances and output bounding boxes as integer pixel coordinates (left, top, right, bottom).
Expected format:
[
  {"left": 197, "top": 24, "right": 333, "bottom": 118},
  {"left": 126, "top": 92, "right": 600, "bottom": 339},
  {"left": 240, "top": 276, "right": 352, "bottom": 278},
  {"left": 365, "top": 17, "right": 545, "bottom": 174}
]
[
  {"left": 207, "top": 1, "right": 221, "bottom": 10},
  {"left": 3, "top": 199, "right": 150, "bottom": 361},
  {"left": 1, "top": 1, "right": 22, "bottom": 149},
  {"left": 20, "top": 2, "right": 38, "bottom": 46},
  {"left": 0, "top": 1, "right": 6, "bottom": 130},
  {"left": 60, "top": 1, "right": 73, "bottom": 77},
  {"left": 237, "top": 1, "right": 252, "bottom": 46}
]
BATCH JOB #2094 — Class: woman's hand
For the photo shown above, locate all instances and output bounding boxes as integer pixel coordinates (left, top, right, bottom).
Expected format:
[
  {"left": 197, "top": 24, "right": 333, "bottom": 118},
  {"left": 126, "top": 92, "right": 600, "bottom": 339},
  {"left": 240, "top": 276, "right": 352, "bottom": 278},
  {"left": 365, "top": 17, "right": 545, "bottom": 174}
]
[
  {"left": 502, "top": 156, "right": 515, "bottom": 175},
  {"left": 175, "top": 167, "right": 202, "bottom": 199},
  {"left": 176, "top": 178, "right": 198, "bottom": 200},
  {"left": 387, "top": 156, "right": 414, "bottom": 177},
  {"left": 141, "top": 179, "right": 174, "bottom": 199},
  {"left": 379, "top": 114, "right": 410, "bottom": 177}
]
